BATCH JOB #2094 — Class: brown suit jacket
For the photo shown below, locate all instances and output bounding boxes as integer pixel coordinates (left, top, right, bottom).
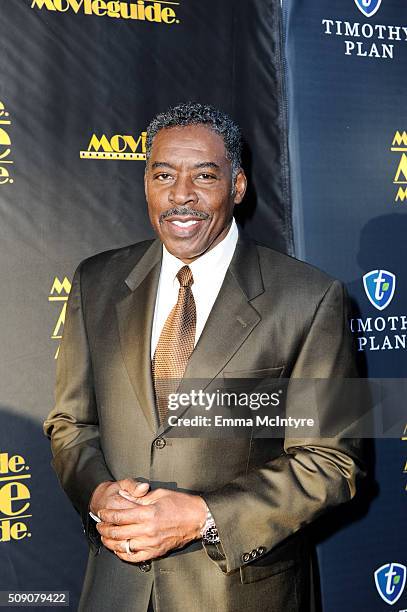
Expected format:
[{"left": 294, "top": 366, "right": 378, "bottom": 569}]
[{"left": 44, "top": 233, "right": 363, "bottom": 612}]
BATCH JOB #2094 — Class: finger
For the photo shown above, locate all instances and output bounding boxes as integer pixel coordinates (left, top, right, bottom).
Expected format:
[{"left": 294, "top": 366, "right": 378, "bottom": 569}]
[
  {"left": 123, "top": 489, "right": 162, "bottom": 506},
  {"left": 127, "top": 492, "right": 159, "bottom": 506},
  {"left": 104, "top": 494, "right": 145, "bottom": 510},
  {"left": 101, "top": 536, "right": 155, "bottom": 553},
  {"left": 115, "top": 549, "right": 158, "bottom": 563},
  {"left": 118, "top": 490, "right": 146, "bottom": 503},
  {"left": 141, "top": 488, "right": 168, "bottom": 501},
  {"left": 97, "top": 522, "right": 152, "bottom": 540},
  {"left": 117, "top": 479, "right": 150, "bottom": 497},
  {"left": 98, "top": 505, "right": 151, "bottom": 525},
  {"left": 100, "top": 536, "right": 124, "bottom": 554}
]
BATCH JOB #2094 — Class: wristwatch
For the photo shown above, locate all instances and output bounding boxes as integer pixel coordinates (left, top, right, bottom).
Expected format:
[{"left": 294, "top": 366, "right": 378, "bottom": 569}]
[{"left": 200, "top": 505, "right": 220, "bottom": 544}]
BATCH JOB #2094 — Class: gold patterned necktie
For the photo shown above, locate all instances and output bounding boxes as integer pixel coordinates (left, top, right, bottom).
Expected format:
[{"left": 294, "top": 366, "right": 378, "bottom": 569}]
[{"left": 152, "top": 265, "right": 196, "bottom": 424}]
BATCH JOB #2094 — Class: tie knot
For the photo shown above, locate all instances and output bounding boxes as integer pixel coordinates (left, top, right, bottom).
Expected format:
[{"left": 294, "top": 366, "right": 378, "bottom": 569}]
[{"left": 177, "top": 265, "right": 194, "bottom": 288}]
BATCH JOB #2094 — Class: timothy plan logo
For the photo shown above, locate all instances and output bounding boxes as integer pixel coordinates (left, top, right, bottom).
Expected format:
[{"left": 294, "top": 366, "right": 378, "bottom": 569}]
[
  {"left": 354, "top": 0, "right": 382, "bottom": 18},
  {"left": 363, "top": 270, "right": 396, "bottom": 311},
  {"left": 374, "top": 563, "right": 406, "bottom": 605},
  {"left": 322, "top": 0, "right": 405, "bottom": 60},
  {"left": 350, "top": 270, "right": 405, "bottom": 351}
]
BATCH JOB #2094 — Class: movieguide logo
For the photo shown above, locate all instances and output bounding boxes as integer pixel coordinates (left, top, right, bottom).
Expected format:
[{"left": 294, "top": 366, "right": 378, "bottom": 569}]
[
  {"left": 30, "top": 0, "right": 180, "bottom": 25},
  {"left": 80, "top": 132, "right": 146, "bottom": 160},
  {"left": 0, "top": 452, "right": 32, "bottom": 543}
]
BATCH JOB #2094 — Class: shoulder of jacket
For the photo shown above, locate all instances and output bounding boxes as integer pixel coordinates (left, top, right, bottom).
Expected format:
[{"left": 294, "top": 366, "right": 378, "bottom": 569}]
[
  {"left": 77, "top": 239, "right": 155, "bottom": 279},
  {"left": 254, "top": 242, "right": 341, "bottom": 296}
]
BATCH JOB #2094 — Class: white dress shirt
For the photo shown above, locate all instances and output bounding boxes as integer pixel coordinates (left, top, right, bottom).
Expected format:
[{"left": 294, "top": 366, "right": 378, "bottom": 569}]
[{"left": 151, "top": 218, "right": 239, "bottom": 358}]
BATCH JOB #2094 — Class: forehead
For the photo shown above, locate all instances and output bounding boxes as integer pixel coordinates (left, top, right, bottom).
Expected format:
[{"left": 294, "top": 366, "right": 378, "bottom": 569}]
[{"left": 149, "top": 124, "right": 229, "bottom": 165}]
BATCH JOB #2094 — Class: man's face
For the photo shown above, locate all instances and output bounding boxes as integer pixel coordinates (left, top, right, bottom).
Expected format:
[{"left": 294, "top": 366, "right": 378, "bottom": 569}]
[{"left": 144, "top": 124, "right": 247, "bottom": 263}]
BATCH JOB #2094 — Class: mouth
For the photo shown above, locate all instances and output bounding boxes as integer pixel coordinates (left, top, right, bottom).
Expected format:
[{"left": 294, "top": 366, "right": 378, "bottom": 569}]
[
  {"left": 171, "top": 219, "right": 199, "bottom": 228},
  {"left": 163, "top": 216, "right": 206, "bottom": 237}
]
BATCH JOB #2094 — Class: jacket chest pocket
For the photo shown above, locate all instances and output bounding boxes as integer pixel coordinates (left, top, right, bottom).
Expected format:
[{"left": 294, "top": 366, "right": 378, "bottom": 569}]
[
  {"left": 222, "top": 366, "right": 284, "bottom": 391},
  {"left": 223, "top": 366, "right": 284, "bottom": 380}
]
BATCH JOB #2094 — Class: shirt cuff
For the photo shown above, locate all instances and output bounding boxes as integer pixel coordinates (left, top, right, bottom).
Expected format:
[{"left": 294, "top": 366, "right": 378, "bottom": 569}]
[{"left": 89, "top": 511, "right": 101, "bottom": 523}]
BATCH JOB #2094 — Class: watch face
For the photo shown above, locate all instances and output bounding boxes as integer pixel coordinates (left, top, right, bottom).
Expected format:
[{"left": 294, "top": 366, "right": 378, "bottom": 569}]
[{"left": 204, "top": 526, "right": 220, "bottom": 544}]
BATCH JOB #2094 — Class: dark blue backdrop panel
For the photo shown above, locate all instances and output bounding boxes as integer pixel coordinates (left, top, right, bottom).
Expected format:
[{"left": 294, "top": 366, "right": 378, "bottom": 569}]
[{"left": 283, "top": 0, "right": 407, "bottom": 610}]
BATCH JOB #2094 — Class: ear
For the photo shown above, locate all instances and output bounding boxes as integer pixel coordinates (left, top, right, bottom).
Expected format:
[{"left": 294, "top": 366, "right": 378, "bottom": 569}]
[{"left": 233, "top": 169, "right": 247, "bottom": 205}]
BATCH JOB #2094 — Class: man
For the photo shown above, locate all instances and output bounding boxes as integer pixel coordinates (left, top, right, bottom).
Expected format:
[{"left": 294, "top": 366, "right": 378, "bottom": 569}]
[{"left": 44, "top": 102, "right": 363, "bottom": 612}]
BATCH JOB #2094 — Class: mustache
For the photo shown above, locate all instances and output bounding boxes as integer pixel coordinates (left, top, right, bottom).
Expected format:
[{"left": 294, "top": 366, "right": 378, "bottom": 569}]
[{"left": 159, "top": 206, "right": 209, "bottom": 222}]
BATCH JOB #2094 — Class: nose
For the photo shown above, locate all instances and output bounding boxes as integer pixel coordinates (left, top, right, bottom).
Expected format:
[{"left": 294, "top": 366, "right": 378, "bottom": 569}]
[{"left": 168, "top": 175, "right": 198, "bottom": 207}]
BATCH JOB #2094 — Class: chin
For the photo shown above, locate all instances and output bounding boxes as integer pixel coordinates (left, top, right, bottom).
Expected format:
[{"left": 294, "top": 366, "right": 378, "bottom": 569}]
[
  {"left": 163, "top": 238, "right": 201, "bottom": 260},
  {"left": 169, "top": 249, "right": 197, "bottom": 262}
]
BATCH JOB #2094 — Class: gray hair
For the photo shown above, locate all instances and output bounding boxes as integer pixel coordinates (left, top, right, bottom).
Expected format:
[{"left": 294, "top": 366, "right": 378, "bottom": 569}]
[{"left": 145, "top": 102, "right": 243, "bottom": 182}]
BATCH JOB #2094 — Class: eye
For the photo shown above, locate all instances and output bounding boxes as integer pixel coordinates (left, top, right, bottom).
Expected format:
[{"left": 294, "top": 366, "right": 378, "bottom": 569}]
[
  {"left": 196, "top": 173, "right": 217, "bottom": 181},
  {"left": 154, "top": 173, "right": 173, "bottom": 181}
]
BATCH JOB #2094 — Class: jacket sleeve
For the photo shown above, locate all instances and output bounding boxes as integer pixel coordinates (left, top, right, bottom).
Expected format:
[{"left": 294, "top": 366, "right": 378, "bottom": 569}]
[
  {"left": 202, "top": 280, "right": 365, "bottom": 574},
  {"left": 43, "top": 263, "right": 114, "bottom": 550}
]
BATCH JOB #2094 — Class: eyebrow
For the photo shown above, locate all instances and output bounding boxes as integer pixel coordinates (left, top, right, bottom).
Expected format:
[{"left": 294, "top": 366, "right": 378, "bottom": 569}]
[
  {"left": 194, "top": 162, "right": 221, "bottom": 170},
  {"left": 151, "top": 161, "right": 221, "bottom": 170},
  {"left": 151, "top": 162, "right": 176, "bottom": 170}
]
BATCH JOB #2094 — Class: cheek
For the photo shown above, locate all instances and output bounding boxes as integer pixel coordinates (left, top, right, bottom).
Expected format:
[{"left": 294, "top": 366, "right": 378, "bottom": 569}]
[
  {"left": 146, "top": 183, "right": 162, "bottom": 207},
  {"left": 210, "top": 200, "right": 234, "bottom": 222},
  {"left": 147, "top": 194, "right": 162, "bottom": 218},
  {"left": 146, "top": 203, "right": 154, "bottom": 221}
]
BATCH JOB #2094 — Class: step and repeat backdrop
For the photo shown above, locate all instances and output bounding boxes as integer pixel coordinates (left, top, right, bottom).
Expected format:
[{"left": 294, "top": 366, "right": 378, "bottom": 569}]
[
  {"left": 0, "top": 0, "right": 405, "bottom": 610},
  {"left": 284, "top": 0, "right": 406, "bottom": 610},
  {"left": 0, "top": 1, "right": 290, "bottom": 610}
]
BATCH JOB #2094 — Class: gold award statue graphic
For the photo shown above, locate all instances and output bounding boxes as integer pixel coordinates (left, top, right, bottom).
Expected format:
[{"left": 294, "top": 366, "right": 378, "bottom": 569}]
[
  {"left": 392, "top": 131, "right": 407, "bottom": 203},
  {"left": 49, "top": 277, "right": 72, "bottom": 359}
]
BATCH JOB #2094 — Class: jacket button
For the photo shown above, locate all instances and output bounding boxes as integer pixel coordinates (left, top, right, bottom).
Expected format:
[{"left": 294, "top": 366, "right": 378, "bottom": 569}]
[
  {"left": 153, "top": 437, "right": 166, "bottom": 449},
  {"left": 241, "top": 553, "right": 251, "bottom": 563},
  {"left": 139, "top": 561, "right": 151, "bottom": 572},
  {"left": 251, "top": 550, "right": 258, "bottom": 559}
]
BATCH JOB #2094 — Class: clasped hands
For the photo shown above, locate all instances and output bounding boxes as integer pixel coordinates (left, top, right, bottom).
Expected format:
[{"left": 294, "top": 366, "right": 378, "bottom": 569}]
[{"left": 90, "top": 479, "right": 208, "bottom": 563}]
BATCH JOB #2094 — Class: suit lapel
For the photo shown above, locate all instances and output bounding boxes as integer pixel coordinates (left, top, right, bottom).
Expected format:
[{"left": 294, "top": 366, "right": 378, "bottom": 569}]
[
  {"left": 158, "top": 233, "right": 264, "bottom": 434},
  {"left": 115, "top": 240, "right": 162, "bottom": 433}
]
